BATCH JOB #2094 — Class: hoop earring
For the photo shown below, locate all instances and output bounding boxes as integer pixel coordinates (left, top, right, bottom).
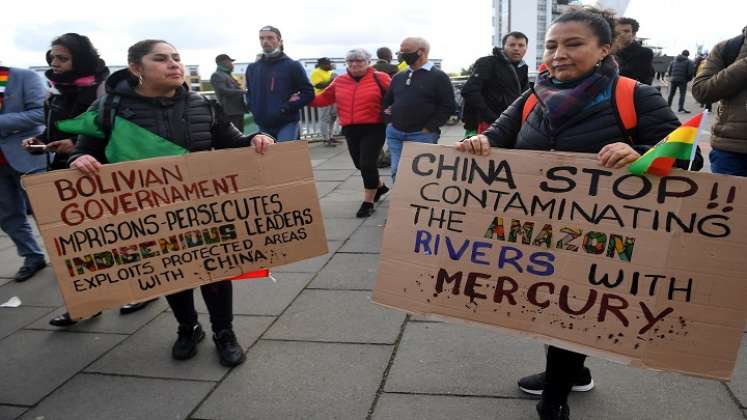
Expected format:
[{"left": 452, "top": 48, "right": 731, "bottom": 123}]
[{"left": 136, "top": 74, "right": 143, "bottom": 87}]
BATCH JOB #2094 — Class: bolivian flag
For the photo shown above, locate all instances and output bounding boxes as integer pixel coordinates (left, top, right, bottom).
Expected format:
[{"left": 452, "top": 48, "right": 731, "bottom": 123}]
[
  {"left": 628, "top": 113, "right": 703, "bottom": 176},
  {"left": 57, "top": 111, "right": 188, "bottom": 163}
]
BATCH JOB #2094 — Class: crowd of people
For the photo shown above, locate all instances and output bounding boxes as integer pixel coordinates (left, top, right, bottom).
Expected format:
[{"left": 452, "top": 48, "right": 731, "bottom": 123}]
[{"left": 1, "top": 5, "right": 745, "bottom": 420}]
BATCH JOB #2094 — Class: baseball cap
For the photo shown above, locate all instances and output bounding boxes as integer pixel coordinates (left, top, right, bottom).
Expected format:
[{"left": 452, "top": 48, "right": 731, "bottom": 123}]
[
  {"left": 215, "top": 54, "right": 235, "bottom": 63},
  {"left": 259, "top": 25, "right": 282, "bottom": 38}
]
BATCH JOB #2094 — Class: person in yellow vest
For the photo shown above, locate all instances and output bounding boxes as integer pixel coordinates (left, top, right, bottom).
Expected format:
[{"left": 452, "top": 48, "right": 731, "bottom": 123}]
[{"left": 310, "top": 57, "right": 338, "bottom": 146}]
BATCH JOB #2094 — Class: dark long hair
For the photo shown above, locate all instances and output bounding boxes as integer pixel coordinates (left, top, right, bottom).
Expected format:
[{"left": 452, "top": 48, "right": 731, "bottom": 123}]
[
  {"left": 551, "top": 6, "right": 617, "bottom": 46},
  {"left": 47, "top": 33, "right": 102, "bottom": 76}
]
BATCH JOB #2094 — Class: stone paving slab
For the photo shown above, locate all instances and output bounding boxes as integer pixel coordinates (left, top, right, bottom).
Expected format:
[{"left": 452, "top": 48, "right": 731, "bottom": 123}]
[
  {"left": 313, "top": 169, "right": 355, "bottom": 182},
  {"left": 188, "top": 272, "right": 313, "bottom": 316},
  {"left": 0, "top": 306, "right": 56, "bottom": 340},
  {"left": 0, "top": 269, "right": 63, "bottom": 307},
  {"left": 264, "top": 290, "right": 405, "bottom": 344},
  {"left": 0, "top": 406, "right": 26, "bottom": 420},
  {"left": 323, "top": 218, "right": 364, "bottom": 241},
  {"left": 87, "top": 313, "right": 272, "bottom": 381},
  {"left": 308, "top": 253, "right": 380, "bottom": 290},
  {"left": 384, "top": 322, "right": 544, "bottom": 397},
  {"left": 26, "top": 299, "right": 168, "bottom": 334},
  {"left": 273, "top": 240, "right": 342, "bottom": 273},
  {"left": 568, "top": 357, "right": 744, "bottom": 420},
  {"left": 19, "top": 374, "right": 214, "bottom": 420},
  {"left": 339, "top": 226, "right": 384, "bottom": 253},
  {"left": 727, "top": 335, "right": 747, "bottom": 407},
  {"left": 0, "top": 330, "right": 126, "bottom": 406},
  {"left": 315, "top": 181, "right": 341, "bottom": 197},
  {"left": 194, "top": 341, "right": 391, "bottom": 420},
  {"left": 362, "top": 202, "right": 390, "bottom": 227},
  {"left": 314, "top": 159, "right": 357, "bottom": 171},
  {"left": 0, "top": 246, "right": 23, "bottom": 279},
  {"left": 319, "top": 198, "right": 364, "bottom": 219},
  {"left": 372, "top": 393, "right": 535, "bottom": 420}
]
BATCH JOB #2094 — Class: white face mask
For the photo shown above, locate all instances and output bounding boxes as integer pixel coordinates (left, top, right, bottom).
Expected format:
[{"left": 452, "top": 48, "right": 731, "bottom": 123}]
[{"left": 263, "top": 47, "right": 281, "bottom": 56}]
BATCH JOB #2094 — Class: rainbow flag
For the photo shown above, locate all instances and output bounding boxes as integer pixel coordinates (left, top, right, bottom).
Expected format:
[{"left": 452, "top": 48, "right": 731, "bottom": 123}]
[
  {"left": 628, "top": 113, "right": 703, "bottom": 176},
  {"left": 0, "top": 67, "right": 8, "bottom": 110}
]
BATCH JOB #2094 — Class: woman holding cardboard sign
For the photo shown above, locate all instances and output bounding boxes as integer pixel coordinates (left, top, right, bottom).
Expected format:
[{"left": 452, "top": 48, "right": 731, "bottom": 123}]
[
  {"left": 456, "top": 7, "right": 701, "bottom": 420},
  {"left": 66, "top": 39, "right": 274, "bottom": 367}
]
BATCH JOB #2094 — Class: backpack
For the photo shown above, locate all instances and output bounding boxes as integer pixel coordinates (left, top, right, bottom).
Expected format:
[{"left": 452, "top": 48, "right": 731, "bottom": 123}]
[
  {"left": 722, "top": 34, "right": 745, "bottom": 68},
  {"left": 96, "top": 93, "right": 216, "bottom": 140},
  {"left": 521, "top": 76, "right": 638, "bottom": 143}
]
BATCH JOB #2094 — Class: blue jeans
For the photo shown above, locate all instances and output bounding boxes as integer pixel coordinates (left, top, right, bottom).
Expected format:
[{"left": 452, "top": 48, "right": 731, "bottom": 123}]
[
  {"left": 0, "top": 165, "right": 45, "bottom": 261},
  {"left": 386, "top": 124, "right": 439, "bottom": 182},
  {"left": 259, "top": 121, "right": 300, "bottom": 142},
  {"left": 710, "top": 149, "right": 747, "bottom": 176}
]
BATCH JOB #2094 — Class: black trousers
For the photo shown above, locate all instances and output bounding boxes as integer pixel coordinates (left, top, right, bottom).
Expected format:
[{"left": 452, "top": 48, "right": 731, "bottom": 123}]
[
  {"left": 166, "top": 280, "right": 233, "bottom": 332},
  {"left": 544, "top": 346, "right": 587, "bottom": 405},
  {"left": 343, "top": 124, "right": 386, "bottom": 189},
  {"left": 667, "top": 81, "right": 688, "bottom": 110}
]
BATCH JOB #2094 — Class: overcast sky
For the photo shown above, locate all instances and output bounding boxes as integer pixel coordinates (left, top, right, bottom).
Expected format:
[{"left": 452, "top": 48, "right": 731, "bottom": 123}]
[{"left": 1, "top": 0, "right": 745, "bottom": 76}]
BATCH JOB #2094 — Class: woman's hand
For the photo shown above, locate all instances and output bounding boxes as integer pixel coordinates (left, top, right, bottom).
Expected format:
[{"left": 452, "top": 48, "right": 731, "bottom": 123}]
[
  {"left": 70, "top": 154, "right": 102, "bottom": 174},
  {"left": 46, "top": 139, "right": 75, "bottom": 154},
  {"left": 251, "top": 134, "right": 275, "bottom": 154},
  {"left": 21, "top": 137, "right": 44, "bottom": 150},
  {"left": 455, "top": 134, "right": 491, "bottom": 156},
  {"left": 598, "top": 142, "right": 641, "bottom": 169}
]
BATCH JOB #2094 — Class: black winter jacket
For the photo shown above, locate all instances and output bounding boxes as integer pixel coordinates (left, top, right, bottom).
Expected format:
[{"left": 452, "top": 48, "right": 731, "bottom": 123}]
[
  {"left": 483, "top": 78, "right": 703, "bottom": 170},
  {"left": 70, "top": 69, "right": 257, "bottom": 164},
  {"left": 40, "top": 64, "right": 109, "bottom": 169},
  {"left": 462, "top": 48, "right": 529, "bottom": 128},
  {"left": 615, "top": 42, "right": 655, "bottom": 85},
  {"left": 668, "top": 55, "right": 695, "bottom": 83}
]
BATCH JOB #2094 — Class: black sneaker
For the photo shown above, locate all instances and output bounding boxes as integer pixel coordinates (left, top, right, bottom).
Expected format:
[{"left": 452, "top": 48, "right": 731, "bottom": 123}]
[
  {"left": 518, "top": 367, "right": 594, "bottom": 396},
  {"left": 356, "top": 202, "right": 374, "bottom": 218},
  {"left": 14, "top": 258, "right": 46, "bottom": 282},
  {"left": 172, "top": 323, "right": 205, "bottom": 360},
  {"left": 374, "top": 184, "right": 390, "bottom": 203},
  {"left": 679, "top": 109, "right": 691, "bottom": 113},
  {"left": 213, "top": 329, "right": 245, "bottom": 367},
  {"left": 536, "top": 400, "right": 570, "bottom": 420}
]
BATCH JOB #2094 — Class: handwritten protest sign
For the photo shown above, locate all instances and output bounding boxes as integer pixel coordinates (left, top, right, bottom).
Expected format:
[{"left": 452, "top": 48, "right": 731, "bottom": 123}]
[
  {"left": 373, "top": 143, "right": 747, "bottom": 380},
  {"left": 23, "top": 142, "right": 327, "bottom": 319}
]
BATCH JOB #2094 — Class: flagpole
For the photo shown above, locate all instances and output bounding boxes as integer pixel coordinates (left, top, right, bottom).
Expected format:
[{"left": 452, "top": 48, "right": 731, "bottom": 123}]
[{"left": 687, "top": 111, "right": 709, "bottom": 171}]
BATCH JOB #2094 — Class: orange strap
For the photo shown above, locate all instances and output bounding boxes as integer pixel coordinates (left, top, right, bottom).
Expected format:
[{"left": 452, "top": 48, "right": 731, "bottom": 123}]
[
  {"left": 614, "top": 76, "right": 637, "bottom": 130},
  {"left": 521, "top": 94, "right": 538, "bottom": 124},
  {"left": 521, "top": 76, "right": 638, "bottom": 136}
]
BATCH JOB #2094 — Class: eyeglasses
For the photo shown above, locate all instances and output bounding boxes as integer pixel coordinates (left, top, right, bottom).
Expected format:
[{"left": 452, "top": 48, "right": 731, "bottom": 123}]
[{"left": 346, "top": 59, "right": 368, "bottom": 63}]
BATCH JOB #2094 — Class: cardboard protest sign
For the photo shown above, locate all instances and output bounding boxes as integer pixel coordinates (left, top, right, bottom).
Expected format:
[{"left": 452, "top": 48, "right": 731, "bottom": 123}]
[
  {"left": 373, "top": 143, "right": 747, "bottom": 380},
  {"left": 23, "top": 142, "right": 327, "bottom": 319}
]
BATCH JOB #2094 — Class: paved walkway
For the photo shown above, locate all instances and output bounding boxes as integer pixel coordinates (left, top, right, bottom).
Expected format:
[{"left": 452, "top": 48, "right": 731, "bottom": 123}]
[{"left": 1, "top": 91, "right": 741, "bottom": 420}]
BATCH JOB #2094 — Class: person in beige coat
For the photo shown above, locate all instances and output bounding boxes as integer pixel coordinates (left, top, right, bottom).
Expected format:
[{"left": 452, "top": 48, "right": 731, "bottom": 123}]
[{"left": 692, "top": 27, "right": 747, "bottom": 176}]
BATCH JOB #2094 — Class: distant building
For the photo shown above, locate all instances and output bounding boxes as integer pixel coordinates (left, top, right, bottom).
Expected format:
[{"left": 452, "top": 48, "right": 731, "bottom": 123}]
[{"left": 492, "top": 0, "right": 579, "bottom": 71}]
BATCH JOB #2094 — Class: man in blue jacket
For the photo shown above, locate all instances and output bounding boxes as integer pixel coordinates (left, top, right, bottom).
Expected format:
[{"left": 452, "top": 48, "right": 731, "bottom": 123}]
[
  {"left": 245, "top": 26, "right": 314, "bottom": 141},
  {"left": 0, "top": 66, "right": 47, "bottom": 281}
]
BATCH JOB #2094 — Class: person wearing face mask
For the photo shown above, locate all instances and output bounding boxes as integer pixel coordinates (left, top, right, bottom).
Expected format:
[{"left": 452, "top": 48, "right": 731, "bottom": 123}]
[
  {"left": 21, "top": 33, "right": 156, "bottom": 327},
  {"left": 461, "top": 31, "right": 530, "bottom": 137},
  {"left": 382, "top": 37, "right": 455, "bottom": 181},
  {"left": 456, "top": 7, "right": 701, "bottom": 420},
  {"left": 65, "top": 39, "right": 275, "bottom": 367},
  {"left": 244, "top": 25, "right": 314, "bottom": 141},
  {"left": 23, "top": 33, "right": 109, "bottom": 171}
]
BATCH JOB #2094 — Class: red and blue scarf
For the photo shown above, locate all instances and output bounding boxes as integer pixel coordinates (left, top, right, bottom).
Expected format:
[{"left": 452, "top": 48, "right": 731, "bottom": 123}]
[{"left": 533, "top": 56, "right": 619, "bottom": 130}]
